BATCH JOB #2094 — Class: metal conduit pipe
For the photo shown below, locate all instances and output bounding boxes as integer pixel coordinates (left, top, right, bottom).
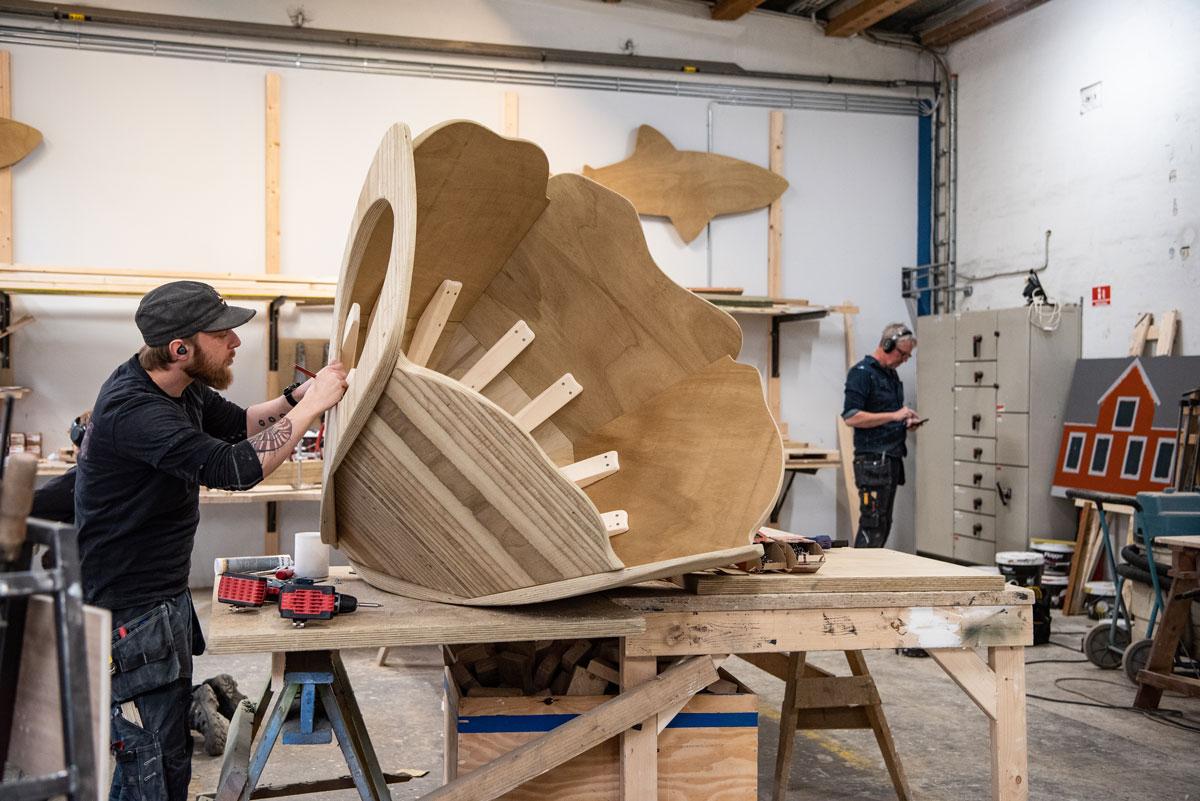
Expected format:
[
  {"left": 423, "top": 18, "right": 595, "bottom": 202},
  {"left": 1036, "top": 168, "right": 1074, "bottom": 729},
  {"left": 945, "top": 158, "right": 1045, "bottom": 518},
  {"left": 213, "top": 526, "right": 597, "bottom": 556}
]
[{"left": 0, "top": 0, "right": 940, "bottom": 91}]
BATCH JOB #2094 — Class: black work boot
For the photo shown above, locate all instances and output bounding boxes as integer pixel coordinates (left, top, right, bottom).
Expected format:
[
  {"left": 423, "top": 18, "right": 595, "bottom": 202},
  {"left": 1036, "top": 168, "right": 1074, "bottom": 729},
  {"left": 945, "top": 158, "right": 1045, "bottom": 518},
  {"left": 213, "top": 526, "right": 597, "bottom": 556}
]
[
  {"left": 204, "top": 673, "right": 248, "bottom": 720},
  {"left": 189, "top": 683, "right": 229, "bottom": 757}
]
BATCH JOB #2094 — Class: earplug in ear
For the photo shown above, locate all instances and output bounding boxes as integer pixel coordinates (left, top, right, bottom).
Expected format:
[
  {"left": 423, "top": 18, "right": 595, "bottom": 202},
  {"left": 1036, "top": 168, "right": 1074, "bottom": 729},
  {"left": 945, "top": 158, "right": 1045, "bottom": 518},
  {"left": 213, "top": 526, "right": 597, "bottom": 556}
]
[{"left": 176, "top": 345, "right": 187, "bottom": 356}]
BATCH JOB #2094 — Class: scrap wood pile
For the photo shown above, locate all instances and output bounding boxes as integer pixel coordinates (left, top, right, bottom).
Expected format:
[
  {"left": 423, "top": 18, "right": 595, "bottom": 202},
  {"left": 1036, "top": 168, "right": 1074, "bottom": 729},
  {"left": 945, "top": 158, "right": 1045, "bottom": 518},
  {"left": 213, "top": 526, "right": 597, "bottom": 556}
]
[{"left": 443, "top": 638, "right": 740, "bottom": 698}]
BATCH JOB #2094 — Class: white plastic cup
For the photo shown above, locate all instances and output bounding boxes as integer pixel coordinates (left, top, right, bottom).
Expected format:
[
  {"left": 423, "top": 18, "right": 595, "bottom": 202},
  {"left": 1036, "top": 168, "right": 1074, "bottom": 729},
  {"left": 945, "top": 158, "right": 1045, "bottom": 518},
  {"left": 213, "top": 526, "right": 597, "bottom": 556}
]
[{"left": 294, "top": 531, "right": 330, "bottom": 579}]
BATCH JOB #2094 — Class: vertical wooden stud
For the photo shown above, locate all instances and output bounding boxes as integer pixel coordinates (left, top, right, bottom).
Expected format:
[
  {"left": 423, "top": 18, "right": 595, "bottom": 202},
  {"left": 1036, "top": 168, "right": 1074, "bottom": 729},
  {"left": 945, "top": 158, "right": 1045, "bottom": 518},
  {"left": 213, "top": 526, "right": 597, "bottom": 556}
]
[
  {"left": 0, "top": 51, "right": 13, "bottom": 264},
  {"left": 264, "top": 71, "right": 282, "bottom": 555},
  {"left": 989, "top": 646, "right": 1029, "bottom": 801},
  {"left": 767, "top": 110, "right": 784, "bottom": 299},
  {"left": 766, "top": 110, "right": 786, "bottom": 438},
  {"left": 619, "top": 641, "right": 657, "bottom": 801},
  {"left": 265, "top": 72, "right": 281, "bottom": 276},
  {"left": 503, "top": 91, "right": 519, "bottom": 137},
  {"left": 771, "top": 651, "right": 805, "bottom": 801},
  {"left": 839, "top": 304, "right": 861, "bottom": 541}
]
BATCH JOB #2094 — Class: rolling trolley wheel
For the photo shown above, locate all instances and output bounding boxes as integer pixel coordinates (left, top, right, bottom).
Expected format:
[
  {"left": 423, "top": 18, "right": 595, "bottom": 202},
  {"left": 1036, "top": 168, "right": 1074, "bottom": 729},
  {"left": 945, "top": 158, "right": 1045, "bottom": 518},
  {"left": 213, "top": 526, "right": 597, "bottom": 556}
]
[
  {"left": 1122, "top": 637, "right": 1155, "bottom": 684},
  {"left": 1084, "top": 620, "right": 1130, "bottom": 669}
]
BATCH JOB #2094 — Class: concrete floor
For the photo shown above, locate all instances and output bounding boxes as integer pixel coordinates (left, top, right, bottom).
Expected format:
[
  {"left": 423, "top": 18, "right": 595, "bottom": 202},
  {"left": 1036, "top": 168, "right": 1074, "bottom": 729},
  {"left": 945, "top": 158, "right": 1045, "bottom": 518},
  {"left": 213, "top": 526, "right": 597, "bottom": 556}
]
[{"left": 187, "top": 601, "right": 1200, "bottom": 801}]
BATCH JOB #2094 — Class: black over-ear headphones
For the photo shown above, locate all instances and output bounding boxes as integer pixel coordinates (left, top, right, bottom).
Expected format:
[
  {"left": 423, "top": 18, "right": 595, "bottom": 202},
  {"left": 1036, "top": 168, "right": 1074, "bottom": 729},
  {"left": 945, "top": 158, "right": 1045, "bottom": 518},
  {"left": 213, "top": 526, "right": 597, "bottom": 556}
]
[
  {"left": 176, "top": 345, "right": 187, "bottom": 356},
  {"left": 882, "top": 328, "right": 913, "bottom": 354}
]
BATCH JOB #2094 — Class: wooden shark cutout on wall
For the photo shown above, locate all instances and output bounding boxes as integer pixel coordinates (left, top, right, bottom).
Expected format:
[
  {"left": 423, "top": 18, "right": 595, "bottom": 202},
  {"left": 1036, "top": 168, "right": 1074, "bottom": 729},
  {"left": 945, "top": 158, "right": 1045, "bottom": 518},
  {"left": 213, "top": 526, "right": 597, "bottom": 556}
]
[
  {"left": 582, "top": 125, "right": 789, "bottom": 244},
  {"left": 0, "top": 119, "right": 42, "bottom": 169}
]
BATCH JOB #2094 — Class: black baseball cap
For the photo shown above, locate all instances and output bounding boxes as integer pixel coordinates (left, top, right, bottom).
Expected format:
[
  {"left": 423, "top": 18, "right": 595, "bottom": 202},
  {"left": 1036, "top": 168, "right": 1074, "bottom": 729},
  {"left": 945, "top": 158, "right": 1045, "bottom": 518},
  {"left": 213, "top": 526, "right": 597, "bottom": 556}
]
[{"left": 135, "top": 281, "right": 256, "bottom": 347}]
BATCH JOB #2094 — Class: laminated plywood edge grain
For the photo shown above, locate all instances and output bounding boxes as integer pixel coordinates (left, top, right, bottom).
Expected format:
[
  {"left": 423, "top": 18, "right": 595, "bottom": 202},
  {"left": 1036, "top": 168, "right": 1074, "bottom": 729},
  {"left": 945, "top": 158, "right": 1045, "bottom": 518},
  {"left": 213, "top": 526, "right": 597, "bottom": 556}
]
[
  {"left": 353, "top": 544, "right": 762, "bottom": 606},
  {"left": 319, "top": 122, "right": 417, "bottom": 547}
]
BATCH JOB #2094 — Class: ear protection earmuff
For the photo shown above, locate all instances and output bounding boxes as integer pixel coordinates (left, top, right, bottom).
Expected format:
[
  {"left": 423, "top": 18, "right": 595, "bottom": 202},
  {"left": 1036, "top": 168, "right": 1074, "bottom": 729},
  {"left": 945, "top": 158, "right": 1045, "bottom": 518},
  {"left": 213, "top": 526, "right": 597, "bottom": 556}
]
[
  {"left": 69, "top": 416, "right": 87, "bottom": 447},
  {"left": 882, "top": 328, "right": 913, "bottom": 354},
  {"left": 176, "top": 345, "right": 187, "bottom": 356}
]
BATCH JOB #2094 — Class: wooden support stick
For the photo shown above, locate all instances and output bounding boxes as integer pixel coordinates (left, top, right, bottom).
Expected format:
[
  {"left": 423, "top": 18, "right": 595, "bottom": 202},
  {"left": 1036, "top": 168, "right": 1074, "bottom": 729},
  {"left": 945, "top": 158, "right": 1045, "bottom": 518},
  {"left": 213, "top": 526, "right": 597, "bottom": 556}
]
[
  {"left": 560, "top": 450, "right": 619, "bottom": 487},
  {"left": 408, "top": 279, "right": 461, "bottom": 367},
  {"left": 0, "top": 51, "right": 12, "bottom": 264},
  {"left": 1155, "top": 309, "right": 1178, "bottom": 356},
  {"left": 513, "top": 373, "right": 582, "bottom": 432},
  {"left": 460, "top": 321, "right": 535, "bottom": 392},
  {"left": 425, "top": 656, "right": 718, "bottom": 801},
  {"left": 0, "top": 313, "right": 33, "bottom": 340},
  {"left": 503, "top": 91, "right": 519, "bottom": 137},
  {"left": 601, "top": 510, "right": 629, "bottom": 536}
]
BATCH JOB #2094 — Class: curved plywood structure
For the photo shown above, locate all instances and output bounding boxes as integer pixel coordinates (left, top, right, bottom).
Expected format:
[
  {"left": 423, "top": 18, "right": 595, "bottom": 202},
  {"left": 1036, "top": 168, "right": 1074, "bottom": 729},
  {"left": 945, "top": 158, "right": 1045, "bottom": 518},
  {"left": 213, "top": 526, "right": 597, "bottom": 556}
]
[{"left": 323, "top": 121, "right": 783, "bottom": 605}]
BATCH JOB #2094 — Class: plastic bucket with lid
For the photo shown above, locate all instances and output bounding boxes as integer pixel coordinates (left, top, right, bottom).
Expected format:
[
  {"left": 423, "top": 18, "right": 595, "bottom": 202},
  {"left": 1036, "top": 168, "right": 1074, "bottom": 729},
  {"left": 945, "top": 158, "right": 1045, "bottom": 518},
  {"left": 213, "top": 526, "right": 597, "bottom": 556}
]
[
  {"left": 1031, "top": 540, "right": 1074, "bottom": 576},
  {"left": 1042, "top": 572, "right": 1070, "bottom": 608},
  {"left": 995, "top": 551, "right": 1044, "bottom": 588},
  {"left": 1084, "top": 580, "right": 1117, "bottom": 620}
]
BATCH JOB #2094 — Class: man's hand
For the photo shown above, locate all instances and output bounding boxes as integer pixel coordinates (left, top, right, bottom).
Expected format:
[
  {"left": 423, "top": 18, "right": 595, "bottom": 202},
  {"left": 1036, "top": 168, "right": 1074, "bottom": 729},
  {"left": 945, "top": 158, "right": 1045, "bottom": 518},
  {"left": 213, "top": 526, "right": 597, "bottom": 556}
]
[
  {"left": 893, "top": 406, "right": 919, "bottom": 426},
  {"left": 297, "top": 361, "right": 349, "bottom": 415}
]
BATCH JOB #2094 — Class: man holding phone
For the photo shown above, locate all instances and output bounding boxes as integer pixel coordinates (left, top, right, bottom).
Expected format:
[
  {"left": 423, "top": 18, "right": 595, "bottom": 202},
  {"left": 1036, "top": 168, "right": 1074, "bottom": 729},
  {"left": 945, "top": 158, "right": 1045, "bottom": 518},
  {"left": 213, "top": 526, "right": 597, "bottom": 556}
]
[{"left": 842, "top": 323, "right": 920, "bottom": 549}]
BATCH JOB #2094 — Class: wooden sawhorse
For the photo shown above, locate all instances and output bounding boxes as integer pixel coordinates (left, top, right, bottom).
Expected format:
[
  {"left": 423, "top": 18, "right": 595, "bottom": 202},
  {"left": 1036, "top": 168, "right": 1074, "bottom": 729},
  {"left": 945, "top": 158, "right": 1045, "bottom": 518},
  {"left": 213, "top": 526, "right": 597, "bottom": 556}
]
[
  {"left": 740, "top": 650, "right": 910, "bottom": 801},
  {"left": 1133, "top": 535, "right": 1200, "bottom": 709},
  {"left": 210, "top": 650, "right": 423, "bottom": 801}
]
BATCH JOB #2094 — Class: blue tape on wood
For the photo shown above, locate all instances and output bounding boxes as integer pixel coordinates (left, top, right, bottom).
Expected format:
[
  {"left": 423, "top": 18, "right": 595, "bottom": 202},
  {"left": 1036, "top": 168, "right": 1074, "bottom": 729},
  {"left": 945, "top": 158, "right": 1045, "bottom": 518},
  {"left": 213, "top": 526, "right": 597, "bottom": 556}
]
[{"left": 457, "top": 711, "right": 757, "bottom": 734}]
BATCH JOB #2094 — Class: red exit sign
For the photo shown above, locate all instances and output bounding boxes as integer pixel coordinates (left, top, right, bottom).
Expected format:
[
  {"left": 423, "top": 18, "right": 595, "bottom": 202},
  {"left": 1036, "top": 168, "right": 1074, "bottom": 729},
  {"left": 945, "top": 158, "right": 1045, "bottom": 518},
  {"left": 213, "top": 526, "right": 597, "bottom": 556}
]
[{"left": 1092, "top": 285, "right": 1112, "bottom": 306}]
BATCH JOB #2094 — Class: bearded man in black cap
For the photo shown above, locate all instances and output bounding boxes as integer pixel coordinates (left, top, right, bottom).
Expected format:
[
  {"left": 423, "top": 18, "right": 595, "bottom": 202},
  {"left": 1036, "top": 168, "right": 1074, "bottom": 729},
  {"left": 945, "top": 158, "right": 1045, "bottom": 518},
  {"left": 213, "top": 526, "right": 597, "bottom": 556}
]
[{"left": 75, "top": 280, "right": 347, "bottom": 801}]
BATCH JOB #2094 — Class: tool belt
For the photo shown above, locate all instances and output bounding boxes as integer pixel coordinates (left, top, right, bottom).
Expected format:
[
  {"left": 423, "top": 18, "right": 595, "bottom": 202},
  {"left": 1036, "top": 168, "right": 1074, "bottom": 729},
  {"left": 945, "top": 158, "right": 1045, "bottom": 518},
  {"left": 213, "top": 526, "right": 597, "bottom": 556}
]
[{"left": 853, "top": 453, "right": 896, "bottom": 490}]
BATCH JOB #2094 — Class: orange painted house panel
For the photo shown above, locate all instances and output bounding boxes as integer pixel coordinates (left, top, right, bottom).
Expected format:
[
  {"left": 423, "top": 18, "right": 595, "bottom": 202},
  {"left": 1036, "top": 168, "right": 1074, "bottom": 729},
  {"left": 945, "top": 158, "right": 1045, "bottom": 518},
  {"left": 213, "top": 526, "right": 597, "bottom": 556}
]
[{"left": 1051, "top": 357, "right": 1196, "bottom": 497}]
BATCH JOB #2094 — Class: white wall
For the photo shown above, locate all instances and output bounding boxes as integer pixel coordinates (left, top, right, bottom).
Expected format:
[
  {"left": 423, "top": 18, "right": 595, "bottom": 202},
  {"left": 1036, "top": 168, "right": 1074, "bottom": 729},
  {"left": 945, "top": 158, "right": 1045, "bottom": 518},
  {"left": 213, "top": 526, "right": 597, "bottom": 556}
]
[
  {"left": 950, "top": 0, "right": 1200, "bottom": 357},
  {"left": 8, "top": 0, "right": 927, "bottom": 582}
]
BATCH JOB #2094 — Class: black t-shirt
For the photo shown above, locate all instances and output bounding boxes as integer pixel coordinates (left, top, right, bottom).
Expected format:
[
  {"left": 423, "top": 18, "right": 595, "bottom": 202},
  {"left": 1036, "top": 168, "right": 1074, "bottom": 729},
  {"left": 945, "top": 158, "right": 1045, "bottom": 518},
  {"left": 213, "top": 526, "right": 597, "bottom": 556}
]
[
  {"left": 842, "top": 355, "right": 907, "bottom": 458},
  {"left": 76, "top": 355, "right": 258, "bottom": 609}
]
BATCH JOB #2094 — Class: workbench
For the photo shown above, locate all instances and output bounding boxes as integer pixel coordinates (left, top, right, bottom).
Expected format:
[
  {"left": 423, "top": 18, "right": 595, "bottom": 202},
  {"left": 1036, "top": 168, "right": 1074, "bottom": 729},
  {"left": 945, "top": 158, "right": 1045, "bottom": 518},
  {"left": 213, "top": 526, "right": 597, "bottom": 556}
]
[{"left": 206, "top": 548, "right": 1032, "bottom": 801}]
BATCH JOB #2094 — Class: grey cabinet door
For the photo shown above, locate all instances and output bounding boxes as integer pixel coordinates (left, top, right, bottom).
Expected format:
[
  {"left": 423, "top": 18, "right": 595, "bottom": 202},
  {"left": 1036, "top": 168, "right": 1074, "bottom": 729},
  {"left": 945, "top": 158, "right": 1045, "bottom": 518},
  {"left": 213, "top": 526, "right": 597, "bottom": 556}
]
[
  {"left": 994, "top": 464, "right": 1029, "bottom": 552},
  {"left": 955, "top": 310, "right": 999, "bottom": 361},
  {"left": 996, "top": 308, "right": 1032, "bottom": 413},
  {"left": 996, "top": 412, "right": 1030, "bottom": 467},
  {"left": 916, "top": 314, "right": 956, "bottom": 558},
  {"left": 954, "top": 387, "right": 997, "bottom": 438}
]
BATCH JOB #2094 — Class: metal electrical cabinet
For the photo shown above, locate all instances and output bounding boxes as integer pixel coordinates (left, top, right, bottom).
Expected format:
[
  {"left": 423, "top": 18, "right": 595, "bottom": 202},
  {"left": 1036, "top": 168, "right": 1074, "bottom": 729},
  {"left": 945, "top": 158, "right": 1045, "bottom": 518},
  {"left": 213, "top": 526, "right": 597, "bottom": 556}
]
[{"left": 916, "top": 305, "right": 1082, "bottom": 563}]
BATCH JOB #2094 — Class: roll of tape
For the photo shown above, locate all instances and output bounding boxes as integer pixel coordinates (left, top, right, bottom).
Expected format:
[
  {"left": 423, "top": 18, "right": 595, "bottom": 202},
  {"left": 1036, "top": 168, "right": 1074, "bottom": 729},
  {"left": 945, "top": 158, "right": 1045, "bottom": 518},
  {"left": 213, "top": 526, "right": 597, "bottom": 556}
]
[{"left": 294, "top": 531, "right": 330, "bottom": 579}]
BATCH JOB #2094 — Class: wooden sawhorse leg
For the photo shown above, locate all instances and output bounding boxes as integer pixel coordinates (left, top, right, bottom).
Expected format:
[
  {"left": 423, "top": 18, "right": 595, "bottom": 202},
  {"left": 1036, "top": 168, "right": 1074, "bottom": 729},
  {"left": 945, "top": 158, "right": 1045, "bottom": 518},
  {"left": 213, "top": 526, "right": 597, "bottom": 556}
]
[
  {"left": 218, "top": 650, "right": 395, "bottom": 801},
  {"left": 739, "top": 651, "right": 910, "bottom": 801},
  {"left": 1134, "top": 545, "right": 1200, "bottom": 709}
]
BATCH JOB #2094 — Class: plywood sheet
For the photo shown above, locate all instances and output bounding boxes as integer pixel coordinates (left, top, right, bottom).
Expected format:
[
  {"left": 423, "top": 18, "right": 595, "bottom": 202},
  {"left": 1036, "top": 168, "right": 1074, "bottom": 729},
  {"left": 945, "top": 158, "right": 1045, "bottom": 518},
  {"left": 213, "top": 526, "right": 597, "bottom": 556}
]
[
  {"left": 205, "top": 568, "right": 644, "bottom": 655},
  {"left": 576, "top": 357, "right": 783, "bottom": 568},
  {"left": 9, "top": 596, "right": 110, "bottom": 800},
  {"left": 0, "top": 117, "right": 41, "bottom": 168},
  {"left": 456, "top": 693, "right": 756, "bottom": 801},
  {"left": 684, "top": 547, "right": 1006, "bottom": 595},
  {"left": 582, "top": 125, "right": 788, "bottom": 243}
]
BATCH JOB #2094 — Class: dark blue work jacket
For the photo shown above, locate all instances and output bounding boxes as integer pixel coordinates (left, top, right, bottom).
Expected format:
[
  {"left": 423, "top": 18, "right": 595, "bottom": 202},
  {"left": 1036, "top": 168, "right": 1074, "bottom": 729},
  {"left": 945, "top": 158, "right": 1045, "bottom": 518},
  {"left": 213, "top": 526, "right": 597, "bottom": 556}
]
[{"left": 842, "top": 355, "right": 907, "bottom": 459}]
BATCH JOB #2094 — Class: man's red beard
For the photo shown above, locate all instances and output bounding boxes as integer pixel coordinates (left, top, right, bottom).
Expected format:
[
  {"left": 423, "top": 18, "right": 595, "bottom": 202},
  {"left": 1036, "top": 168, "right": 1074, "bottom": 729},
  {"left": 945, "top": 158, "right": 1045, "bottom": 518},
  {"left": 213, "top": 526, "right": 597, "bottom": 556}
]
[{"left": 185, "top": 345, "right": 233, "bottom": 390}]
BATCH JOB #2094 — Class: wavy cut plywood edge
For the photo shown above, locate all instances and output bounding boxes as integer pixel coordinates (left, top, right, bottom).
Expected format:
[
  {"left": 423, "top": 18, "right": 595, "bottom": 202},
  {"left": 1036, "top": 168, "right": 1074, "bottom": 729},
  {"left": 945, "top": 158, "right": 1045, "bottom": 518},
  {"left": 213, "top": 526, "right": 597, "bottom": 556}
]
[{"left": 353, "top": 544, "right": 763, "bottom": 606}]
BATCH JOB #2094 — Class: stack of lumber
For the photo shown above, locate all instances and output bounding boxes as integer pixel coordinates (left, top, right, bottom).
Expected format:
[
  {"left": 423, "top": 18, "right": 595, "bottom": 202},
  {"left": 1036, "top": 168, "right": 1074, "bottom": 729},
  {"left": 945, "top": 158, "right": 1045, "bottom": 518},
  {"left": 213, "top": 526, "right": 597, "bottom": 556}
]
[{"left": 443, "top": 639, "right": 740, "bottom": 698}]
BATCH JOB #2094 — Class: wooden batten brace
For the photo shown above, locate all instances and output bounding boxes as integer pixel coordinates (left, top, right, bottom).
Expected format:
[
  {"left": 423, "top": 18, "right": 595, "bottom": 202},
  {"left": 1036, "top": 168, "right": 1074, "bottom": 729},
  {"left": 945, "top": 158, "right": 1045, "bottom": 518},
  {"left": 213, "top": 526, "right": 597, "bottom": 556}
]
[
  {"left": 930, "top": 648, "right": 998, "bottom": 720},
  {"left": 560, "top": 450, "right": 619, "bottom": 487},
  {"left": 513, "top": 373, "right": 582, "bottom": 433},
  {"left": 460, "top": 320, "right": 535, "bottom": 392}
]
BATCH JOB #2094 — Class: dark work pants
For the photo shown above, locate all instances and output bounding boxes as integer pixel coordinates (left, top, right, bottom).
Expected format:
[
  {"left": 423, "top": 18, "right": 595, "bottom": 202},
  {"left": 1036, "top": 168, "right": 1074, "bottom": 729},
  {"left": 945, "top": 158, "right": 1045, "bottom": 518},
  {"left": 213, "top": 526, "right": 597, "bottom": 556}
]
[
  {"left": 853, "top": 454, "right": 904, "bottom": 548},
  {"left": 107, "top": 590, "right": 198, "bottom": 801}
]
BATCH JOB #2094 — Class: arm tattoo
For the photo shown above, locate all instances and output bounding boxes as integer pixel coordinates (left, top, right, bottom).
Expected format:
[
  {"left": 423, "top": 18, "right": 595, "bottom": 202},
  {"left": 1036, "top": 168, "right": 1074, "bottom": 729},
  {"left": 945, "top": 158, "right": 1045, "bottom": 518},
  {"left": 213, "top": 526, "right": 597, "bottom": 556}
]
[{"left": 247, "top": 417, "right": 293, "bottom": 454}]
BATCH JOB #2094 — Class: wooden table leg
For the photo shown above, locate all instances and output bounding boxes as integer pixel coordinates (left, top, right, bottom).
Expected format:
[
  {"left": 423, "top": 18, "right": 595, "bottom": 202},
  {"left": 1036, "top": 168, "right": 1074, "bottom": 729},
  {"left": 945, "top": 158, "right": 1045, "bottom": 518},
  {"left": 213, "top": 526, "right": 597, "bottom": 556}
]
[
  {"left": 772, "top": 651, "right": 805, "bottom": 801},
  {"left": 620, "top": 640, "right": 658, "bottom": 801},
  {"left": 846, "top": 651, "right": 911, "bottom": 801},
  {"left": 988, "top": 646, "right": 1028, "bottom": 801},
  {"left": 1134, "top": 547, "right": 1199, "bottom": 709}
]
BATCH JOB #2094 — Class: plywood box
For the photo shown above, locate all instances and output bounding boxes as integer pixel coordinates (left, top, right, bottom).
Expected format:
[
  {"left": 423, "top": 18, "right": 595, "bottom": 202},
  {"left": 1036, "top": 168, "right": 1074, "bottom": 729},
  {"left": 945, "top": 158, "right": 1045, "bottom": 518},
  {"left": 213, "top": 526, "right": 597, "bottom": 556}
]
[{"left": 448, "top": 681, "right": 757, "bottom": 801}]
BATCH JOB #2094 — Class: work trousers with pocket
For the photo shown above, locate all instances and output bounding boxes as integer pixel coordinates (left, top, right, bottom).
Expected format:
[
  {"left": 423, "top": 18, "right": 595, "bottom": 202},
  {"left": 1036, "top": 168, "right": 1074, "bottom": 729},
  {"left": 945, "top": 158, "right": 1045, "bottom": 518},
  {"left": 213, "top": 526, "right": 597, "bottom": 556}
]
[
  {"left": 107, "top": 590, "right": 201, "bottom": 801},
  {"left": 853, "top": 453, "right": 904, "bottom": 549}
]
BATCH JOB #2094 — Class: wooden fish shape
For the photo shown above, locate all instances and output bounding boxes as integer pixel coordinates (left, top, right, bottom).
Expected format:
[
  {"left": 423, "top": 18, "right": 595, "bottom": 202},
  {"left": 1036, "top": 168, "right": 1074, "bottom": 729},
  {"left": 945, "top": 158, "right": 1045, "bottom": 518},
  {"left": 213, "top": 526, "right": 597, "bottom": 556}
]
[
  {"left": 583, "top": 125, "right": 789, "bottom": 243},
  {"left": 0, "top": 118, "right": 42, "bottom": 169}
]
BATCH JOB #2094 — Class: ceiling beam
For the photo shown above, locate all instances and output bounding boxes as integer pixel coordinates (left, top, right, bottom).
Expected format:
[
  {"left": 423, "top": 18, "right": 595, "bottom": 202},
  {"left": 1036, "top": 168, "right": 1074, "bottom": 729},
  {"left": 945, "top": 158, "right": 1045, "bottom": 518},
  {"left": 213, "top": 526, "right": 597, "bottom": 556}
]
[
  {"left": 825, "top": 0, "right": 920, "bottom": 37},
  {"left": 920, "top": 0, "right": 1049, "bottom": 47},
  {"left": 711, "top": 0, "right": 766, "bottom": 21}
]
